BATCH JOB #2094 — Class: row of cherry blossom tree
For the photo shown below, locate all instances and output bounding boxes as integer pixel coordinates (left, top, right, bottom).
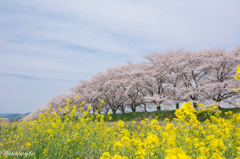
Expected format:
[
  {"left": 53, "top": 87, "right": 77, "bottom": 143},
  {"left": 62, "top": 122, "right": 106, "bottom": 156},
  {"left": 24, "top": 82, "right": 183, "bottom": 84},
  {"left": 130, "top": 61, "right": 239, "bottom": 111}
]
[{"left": 47, "top": 45, "right": 240, "bottom": 114}]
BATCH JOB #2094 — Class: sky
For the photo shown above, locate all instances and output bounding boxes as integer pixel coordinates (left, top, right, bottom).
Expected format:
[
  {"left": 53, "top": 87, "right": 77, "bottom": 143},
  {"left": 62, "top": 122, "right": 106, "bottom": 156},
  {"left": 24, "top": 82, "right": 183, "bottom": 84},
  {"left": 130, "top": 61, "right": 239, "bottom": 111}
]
[{"left": 0, "top": 0, "right": 240, "bottom": 114}]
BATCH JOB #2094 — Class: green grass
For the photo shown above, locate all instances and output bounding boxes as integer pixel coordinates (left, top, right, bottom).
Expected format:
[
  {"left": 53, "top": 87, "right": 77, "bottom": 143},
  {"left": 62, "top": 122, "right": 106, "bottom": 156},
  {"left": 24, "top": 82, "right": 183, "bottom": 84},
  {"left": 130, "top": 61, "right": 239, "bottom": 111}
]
[
  {"left": 196, "top": 107, "right": 240, "bottom": 122},
  {"left": 109, "top": 110, "right": 176, "bottom": 122},
  {"left": 108, "top": 107, "right": 240, "bottom": 122}
]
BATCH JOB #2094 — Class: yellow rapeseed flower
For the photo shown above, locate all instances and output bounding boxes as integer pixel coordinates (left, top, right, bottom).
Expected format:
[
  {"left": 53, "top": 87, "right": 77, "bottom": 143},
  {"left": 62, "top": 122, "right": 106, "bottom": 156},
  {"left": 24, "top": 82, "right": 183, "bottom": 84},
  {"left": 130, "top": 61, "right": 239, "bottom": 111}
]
[
  {"left": 88, "top": 106, "right": 92, "bottom": 110},
  {"left": 233, "top": 88, "right": 238, "bottom": 92},
  {"left": 165, "top": 148, "right": 191, "bottom": 159}
]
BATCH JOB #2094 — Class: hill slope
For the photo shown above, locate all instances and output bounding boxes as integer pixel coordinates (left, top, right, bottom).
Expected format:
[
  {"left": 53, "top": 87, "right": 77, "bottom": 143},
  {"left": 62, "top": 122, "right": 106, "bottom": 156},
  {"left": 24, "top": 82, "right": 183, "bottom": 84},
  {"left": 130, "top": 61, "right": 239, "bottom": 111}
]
[{"left": 1, "top": 113, "right": 31, "bottom": 120}]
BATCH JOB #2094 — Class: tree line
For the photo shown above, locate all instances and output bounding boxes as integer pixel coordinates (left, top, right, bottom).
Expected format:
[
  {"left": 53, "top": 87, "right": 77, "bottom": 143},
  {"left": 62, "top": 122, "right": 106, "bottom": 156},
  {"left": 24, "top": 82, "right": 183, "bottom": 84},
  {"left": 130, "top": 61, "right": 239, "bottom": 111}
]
[{"left": 46, "top": 45, "right": 240, "bottom": 114}]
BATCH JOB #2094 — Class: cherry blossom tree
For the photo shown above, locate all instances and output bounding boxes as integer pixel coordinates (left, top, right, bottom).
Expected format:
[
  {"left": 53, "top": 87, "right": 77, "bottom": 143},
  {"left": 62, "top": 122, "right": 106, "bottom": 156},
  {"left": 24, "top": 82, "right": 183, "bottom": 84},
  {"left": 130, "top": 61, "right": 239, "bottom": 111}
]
[
  {"left": 71, "top": 44, "right": 240, "bottom": 114},
  {"left": 71, "top": 79, "right": 102, "bottom": 113},
  {"left": 105, "top": 64, "right": 142, "bottom": 113},
  {"left": 144, "top": 49, "right": 188, "bottom": 110},
  {"left": 197, "top": 45, "right": 240, "bottom": 107},
  {"left": 92, "top": 70, "right": 128, "bottom": 114},
  {"left": 144, "top": 45, "right": 240, "bottom": 109},
  {"left": 22, "top": 93, "right": 83, "bottom": 121}
]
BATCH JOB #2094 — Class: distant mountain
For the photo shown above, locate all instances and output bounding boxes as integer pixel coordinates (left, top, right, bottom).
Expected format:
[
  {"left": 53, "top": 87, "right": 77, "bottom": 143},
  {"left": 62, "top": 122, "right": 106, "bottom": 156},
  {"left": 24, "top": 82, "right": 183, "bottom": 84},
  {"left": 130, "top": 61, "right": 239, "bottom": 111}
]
[
  {"left": 1, "top": 113, "right": 31, "bottom": 120},
  {"left": 0, "top": 113, "right": 12, "bottom": 117}
]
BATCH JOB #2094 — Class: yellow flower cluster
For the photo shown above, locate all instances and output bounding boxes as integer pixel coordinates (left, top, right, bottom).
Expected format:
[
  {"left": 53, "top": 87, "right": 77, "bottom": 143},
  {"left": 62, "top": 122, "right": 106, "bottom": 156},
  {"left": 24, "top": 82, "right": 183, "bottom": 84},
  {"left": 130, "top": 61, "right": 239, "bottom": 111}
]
[
  {"left": 233, "top": 65, "right": 240, "bottom": 80},
  {"left": 233, "top": 65, "right": 240, "bottom": 106},
  {"left": 165, "top": 147, "right": 191, "bottom": 159},
  {"left": 0, "top": 100, "right": 239, "bottom": 158}
]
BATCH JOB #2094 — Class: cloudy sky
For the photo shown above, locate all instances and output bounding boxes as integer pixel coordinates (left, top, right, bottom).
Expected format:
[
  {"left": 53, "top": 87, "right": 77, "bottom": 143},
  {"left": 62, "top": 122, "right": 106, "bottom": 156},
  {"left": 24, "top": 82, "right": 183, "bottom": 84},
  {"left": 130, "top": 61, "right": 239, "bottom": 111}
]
[{"left": 0, "top": 0, "right": 239, "bottom": 114}]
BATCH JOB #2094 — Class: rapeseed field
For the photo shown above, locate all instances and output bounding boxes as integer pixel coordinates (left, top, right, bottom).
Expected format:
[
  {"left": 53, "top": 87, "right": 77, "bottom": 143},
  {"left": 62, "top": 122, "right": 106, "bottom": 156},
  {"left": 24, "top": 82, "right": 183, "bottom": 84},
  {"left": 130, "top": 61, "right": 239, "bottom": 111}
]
[{"left": 1, "top": 99, "right": 240, "bottom": 159}]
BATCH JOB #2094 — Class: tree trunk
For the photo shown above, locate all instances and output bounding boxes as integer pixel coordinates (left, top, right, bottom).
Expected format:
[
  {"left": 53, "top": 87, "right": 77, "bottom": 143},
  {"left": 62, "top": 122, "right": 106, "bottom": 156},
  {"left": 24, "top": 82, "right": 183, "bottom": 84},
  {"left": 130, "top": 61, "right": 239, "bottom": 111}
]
[
  {"left": 121, "top": 106, "right": 125, "bottom": 114},
  {"left": 132, "top": 106, "right": 136, "bottom": 112},
  {"left": 131, "top": 103, "right": 137, "bottom": 112},
  {"left": 93, "top": 107, "right": 95, "bottom": 114},
  {"left": 97, "top": 108, "right": 101, "bottom": 114},
  {"left": 193, "top": 102, "right": 198, "bottom": 108},
  {"left": 156, "top": 101, "right": 161, "bottom": 111},
  {"left": 143, "top": 103, "right": 147, "bottom": 112},
  {"left": 176, "top": 102, "right": 179, "bottom": 109},
  {"left": 112, "top": 109, "right": 117, "bottom": 114}
]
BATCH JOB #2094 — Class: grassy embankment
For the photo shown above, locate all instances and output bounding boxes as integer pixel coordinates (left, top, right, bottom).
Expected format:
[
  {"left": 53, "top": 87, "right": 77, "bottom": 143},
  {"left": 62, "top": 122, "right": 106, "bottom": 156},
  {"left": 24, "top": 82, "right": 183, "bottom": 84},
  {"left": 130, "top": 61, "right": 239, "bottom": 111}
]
[{"left": 108, "top": 107, "right": 240, "bottom": 122}]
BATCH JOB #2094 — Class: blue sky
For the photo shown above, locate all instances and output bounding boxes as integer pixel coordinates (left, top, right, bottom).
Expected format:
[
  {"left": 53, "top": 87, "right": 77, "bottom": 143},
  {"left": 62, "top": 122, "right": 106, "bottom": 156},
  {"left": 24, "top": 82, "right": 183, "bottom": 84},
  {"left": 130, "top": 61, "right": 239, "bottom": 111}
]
[{"left": 0, "top": 0, "right": 239, "bottom": 114}]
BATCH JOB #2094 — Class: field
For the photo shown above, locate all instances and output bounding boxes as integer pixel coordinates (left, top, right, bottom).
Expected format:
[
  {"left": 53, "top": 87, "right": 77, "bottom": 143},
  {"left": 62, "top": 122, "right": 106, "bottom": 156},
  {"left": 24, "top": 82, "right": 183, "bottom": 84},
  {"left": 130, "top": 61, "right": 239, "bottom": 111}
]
[{"left": 0, "top": 102, "right": 240, "bottom": 159}]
